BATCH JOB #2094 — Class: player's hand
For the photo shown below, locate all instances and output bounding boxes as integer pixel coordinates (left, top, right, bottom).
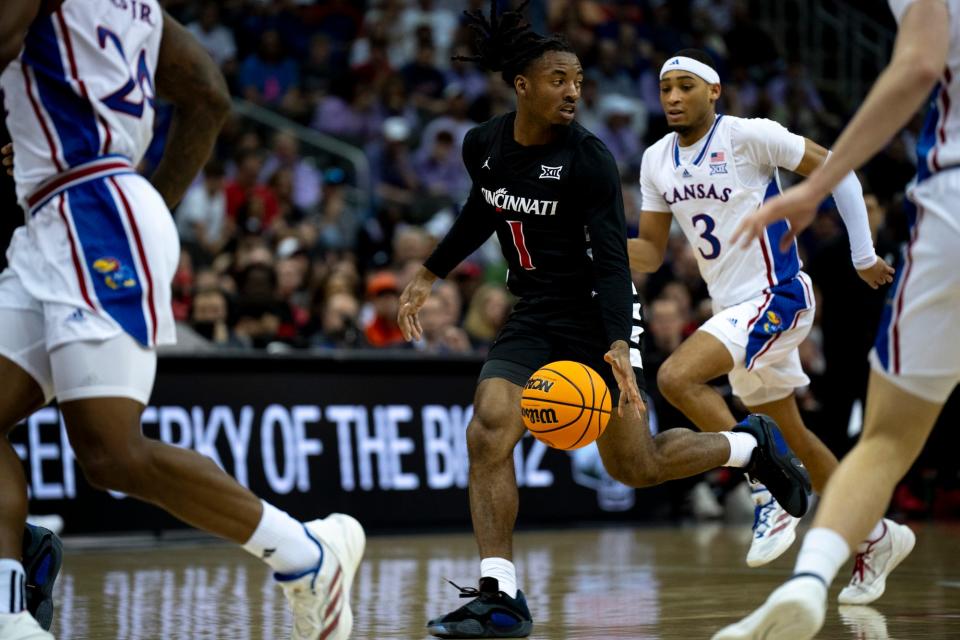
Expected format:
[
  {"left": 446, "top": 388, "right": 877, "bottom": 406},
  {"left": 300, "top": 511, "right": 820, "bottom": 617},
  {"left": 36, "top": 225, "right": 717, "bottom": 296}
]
[
  {"left": 732, "top": 180, "right": 826, "bottom": 251},
  {"left": 604, "top": 341, "right": 643, "bottom": 420},
  {"left": 2, "top": 143, "right": 12, "bottom": 176},
  {"left": 398, "top": 267, "right": 437, "bottom": 341},
  {"left": 856, "top": 255, "right": 895, "bottom": 289}
]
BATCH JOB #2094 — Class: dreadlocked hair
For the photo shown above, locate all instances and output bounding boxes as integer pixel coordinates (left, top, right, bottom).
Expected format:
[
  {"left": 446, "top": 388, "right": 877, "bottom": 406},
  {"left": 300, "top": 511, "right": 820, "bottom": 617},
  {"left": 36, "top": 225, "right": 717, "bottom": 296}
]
[{"left": 454, "top": 0, "right": 574, "bottom": 87}]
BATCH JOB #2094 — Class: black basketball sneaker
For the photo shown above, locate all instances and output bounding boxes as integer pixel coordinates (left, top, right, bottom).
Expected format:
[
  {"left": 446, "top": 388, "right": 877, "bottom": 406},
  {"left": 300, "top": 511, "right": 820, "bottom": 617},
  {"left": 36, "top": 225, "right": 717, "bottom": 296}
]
[
  {"left": 427, "top": 577, "right": 533, "bottom": 638},
  {"left": 734, "top": 414, "right": 812, "bottom": 518},
  {"left": 22, "top": 523, "right": 62, "bottom": 630}
]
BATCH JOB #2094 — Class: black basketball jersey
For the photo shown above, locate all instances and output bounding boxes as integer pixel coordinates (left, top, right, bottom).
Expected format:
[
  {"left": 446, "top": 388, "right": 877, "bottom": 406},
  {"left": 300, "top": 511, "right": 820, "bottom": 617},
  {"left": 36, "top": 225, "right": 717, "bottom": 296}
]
[{"left": 425, "top": 112, "right": 632, "bottom": 345}]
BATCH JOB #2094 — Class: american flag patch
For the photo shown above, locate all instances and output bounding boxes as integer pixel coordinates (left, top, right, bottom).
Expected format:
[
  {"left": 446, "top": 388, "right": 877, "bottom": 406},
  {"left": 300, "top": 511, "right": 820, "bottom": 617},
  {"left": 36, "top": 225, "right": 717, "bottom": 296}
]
[{"left": 710, "top": 151, "right": 725, "bottom": 162}]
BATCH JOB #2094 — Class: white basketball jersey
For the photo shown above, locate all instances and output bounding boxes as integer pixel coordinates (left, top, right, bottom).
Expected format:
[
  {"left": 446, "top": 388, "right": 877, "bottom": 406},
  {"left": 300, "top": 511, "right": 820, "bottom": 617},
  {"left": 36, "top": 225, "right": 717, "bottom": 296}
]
[
  {"left": 890, "top": 0, "right": 960, "bottom": 182},
  {"left": 0, "top": 0, "right": 163, "bottom": 207},
  {"left": 640, "top": 115, "right": 807, "bottom": 308}
]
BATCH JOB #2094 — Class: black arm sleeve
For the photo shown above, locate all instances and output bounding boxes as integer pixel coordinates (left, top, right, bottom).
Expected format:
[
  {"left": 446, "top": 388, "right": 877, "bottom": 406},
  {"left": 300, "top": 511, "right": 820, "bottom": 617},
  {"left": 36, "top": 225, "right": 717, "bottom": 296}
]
[
  {"left": 422, "top": 127, "right": 496, "bottom": 278},
  {"left": 579, "top": 138, "right": 633, "bottom": 346},
  {"left": 423, "top": 185, "right": 496, "bottom": 278}
]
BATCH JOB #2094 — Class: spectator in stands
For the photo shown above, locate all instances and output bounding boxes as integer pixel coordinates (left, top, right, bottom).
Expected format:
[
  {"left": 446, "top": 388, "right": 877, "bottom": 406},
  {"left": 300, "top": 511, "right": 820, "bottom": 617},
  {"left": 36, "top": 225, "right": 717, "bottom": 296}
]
[
  {"left": 310, "top": 291, "right": 366, "bottom": 350},
  {"left": 226, "top": 149, "right": 280, "bottom": 237},
  {"left": 300, "top": 34, "right": 340, "bottom": 102},
  {"left": 445, "top": 45, "right": 490, "bottom": 103},
  {"left": 414, "top": 129, "right": 471, "bottom": 205},
  {"left": 177, "top": 159, "right": 231, "bottom": 265},
  {"left": 369, "top": 117, "right": 420, "bottom": 210},
  {"left": 398, "top": 0, "right": 458, "bottom": 65},
  {"left": 312, "top": 167, "right": 365, "bottom": 252},
  {"left": 463, "top": 284, "right": 511, "bottom": 348},
  {"left": 312, "top": 78, "right": 383, "bottom": 145},
  {"left": 186, "top": 1, "right": 237, "bottom": 76},
  {"left": 594, "top": 94, "right": 645, "bottom": 174},
  {"left": 191, "top": 288, "right": 244, "bottom": 349},
  {"left": 239, "top": 29, "right": 300, "bottom": 110},
  {"left": 260, "top": 130, "right": 322, "bottom": 212},
  {"left": 417, "top": 293, "right": 472, "bottom": 354},
  {"left": 401, "top": 38, "right": 447, "bottom": 113},
  {"left": 363, "top": 271, "right": 406, "bottom": 348}
]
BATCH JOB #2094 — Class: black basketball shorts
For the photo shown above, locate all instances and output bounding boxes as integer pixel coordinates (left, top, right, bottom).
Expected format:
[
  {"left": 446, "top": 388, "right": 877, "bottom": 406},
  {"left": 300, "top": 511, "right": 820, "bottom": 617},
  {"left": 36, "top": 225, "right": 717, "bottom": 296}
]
[{"left": 479, "top": 296, "right": 644, "bottom": 403}]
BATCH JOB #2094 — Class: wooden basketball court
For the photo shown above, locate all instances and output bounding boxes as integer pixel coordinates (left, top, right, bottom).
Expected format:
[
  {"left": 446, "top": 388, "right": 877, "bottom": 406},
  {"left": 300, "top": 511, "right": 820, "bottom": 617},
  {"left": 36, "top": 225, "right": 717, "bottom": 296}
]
[{"left": 51, "top": 523, "right": 960, "bottom": 638}]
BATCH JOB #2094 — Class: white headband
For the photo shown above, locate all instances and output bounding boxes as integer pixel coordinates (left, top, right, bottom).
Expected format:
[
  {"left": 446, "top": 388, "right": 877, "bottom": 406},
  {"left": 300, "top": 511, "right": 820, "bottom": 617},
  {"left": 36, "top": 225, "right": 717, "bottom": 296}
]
[{"left": 660, "top": 56, "right": 720, "bottom": 84}]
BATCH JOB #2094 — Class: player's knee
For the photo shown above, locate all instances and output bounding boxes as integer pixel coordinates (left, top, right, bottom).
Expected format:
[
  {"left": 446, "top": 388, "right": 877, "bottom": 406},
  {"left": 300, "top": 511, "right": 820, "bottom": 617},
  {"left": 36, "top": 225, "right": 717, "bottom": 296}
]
[
  {"left": 605, "top": 455, "right": 662, "bottom": 488},
  {"left": 74, "top": 439, "right": 152, "bottom": 493},
  {"left": 656, "top": 360, "right": 687, "bottom": 404},
  {"left": 467, "top": 404, "right": 518, "bottom": 463}
]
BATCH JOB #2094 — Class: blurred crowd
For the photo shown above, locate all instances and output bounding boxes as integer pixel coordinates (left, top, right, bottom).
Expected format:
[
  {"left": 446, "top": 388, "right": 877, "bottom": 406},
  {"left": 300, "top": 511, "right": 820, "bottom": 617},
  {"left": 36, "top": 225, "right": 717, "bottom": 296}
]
[
  {"left": 152, "top": 0, "right": 920, "bottom": 363},
  {"left": 4, "top": 1, "right": 951, "bottom": 510}
]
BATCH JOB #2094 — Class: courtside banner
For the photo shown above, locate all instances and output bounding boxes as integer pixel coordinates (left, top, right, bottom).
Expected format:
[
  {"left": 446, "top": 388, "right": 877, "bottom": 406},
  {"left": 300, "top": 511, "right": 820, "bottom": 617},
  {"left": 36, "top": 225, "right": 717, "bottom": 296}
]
[{"left": 11, "top": 354, "right": 668, "bottom": 534}]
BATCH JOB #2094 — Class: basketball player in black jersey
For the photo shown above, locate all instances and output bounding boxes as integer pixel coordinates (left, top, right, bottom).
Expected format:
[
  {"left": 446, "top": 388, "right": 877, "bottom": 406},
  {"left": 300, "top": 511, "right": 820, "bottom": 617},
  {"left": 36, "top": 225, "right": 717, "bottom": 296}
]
[{"left": 398, "top": 3, "right": 812, "bottom": 637}]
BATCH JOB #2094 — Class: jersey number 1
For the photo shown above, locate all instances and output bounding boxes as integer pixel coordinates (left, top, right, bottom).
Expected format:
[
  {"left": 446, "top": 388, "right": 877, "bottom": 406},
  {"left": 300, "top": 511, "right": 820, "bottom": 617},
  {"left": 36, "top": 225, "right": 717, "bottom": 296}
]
[{"left": 507, "top": 220, "right": 535, "bottom": 270}]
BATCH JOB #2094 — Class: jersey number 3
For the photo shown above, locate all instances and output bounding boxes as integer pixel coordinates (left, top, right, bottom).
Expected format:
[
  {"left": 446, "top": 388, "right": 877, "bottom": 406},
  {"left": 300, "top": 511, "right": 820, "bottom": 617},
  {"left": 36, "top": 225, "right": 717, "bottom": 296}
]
[
  {"left": 692, "top": 213, "right": 721, "bottom": 260},
  {"left": 507, "top": 220, "right": 535, "bottom": 270},
  {"left": 97, "top": 27, "right": 155, "bottom": 118}
]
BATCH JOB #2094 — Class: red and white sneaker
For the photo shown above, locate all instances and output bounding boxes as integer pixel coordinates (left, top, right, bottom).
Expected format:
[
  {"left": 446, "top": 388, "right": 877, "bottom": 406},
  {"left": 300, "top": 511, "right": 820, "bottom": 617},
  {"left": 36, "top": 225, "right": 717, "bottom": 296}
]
[
  {"left": 746, "top": 484, "right": 800, "bottom": 567},
  {"left": 838, "top": 519, "right": 915, "bottom": 605},
  {"left": 276, "top": 514, "right": 366, "bottom": 640}
]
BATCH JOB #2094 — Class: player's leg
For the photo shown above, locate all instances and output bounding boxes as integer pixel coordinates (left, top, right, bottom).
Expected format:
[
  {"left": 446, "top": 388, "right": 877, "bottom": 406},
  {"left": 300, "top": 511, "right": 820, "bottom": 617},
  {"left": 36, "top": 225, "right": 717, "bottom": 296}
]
[
  {"left": 655, "top": 330, "right": 738, "bottom": 430},
  {"left": 0, "top": 300, "right": 58, "bottom": 637},
  {"left": 427, "top": 373, "right": 533, "bottom": 639},
  {"left": 596, "top": 392, "right": 810, "bottom": 518},
  {"left": 52, "top": 333, "right": 362, "bottom": 640},
  {"left": 711, "top": 372, "right": 944, "bottom": 640},
  {"left": 739, "top": 390, "right": 837, "bottom": 567},
  {"left": 466, "top": 378, "right": 526, "bottom": 562}
]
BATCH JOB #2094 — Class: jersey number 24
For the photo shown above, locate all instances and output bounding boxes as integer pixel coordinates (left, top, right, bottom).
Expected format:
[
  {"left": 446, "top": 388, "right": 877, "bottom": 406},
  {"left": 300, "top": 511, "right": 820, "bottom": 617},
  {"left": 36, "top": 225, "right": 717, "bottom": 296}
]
[{"left": 98, "top": 27, "right": 156, "bottom": 118}]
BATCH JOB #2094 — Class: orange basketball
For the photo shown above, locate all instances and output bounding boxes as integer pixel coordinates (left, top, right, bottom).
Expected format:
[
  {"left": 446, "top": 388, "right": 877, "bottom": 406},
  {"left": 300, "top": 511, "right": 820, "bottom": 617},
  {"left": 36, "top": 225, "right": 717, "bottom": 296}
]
[{"left": 520, "top": 360, "right": 611, "bottom": 450}]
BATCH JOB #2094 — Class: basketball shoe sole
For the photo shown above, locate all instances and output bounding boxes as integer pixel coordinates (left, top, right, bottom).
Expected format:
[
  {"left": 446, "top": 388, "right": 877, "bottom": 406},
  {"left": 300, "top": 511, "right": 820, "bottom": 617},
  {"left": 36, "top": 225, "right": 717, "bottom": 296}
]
[
  {"left": 22, "top": 524, "right": 62, "bottom": 631},
  {"left": 711, "top": 575, "right": 826, "bottom": 640},
  {"left": 734, "top": 414, "right": 811, "bottom": 518},
  {"left": 277, "top": 514, "right": 365, "bottom": 640}
]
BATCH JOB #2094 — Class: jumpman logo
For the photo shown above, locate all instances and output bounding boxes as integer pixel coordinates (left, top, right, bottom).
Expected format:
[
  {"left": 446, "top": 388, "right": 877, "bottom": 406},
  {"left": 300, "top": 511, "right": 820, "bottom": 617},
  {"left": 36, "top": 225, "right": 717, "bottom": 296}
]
[{"left": 482, "top": 157, "right": 491, "bottom": 170}]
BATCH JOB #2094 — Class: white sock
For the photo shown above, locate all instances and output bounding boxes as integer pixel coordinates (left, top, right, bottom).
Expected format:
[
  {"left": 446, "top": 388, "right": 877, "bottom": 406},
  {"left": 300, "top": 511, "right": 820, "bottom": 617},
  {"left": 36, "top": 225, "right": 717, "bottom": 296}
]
[
  {"left": 720, "top": 431, "right": 758, "bottom": 468},
  {"left": 243, "top": 500, "right": 321, "bottom": 575},
  {"left": 0, "top": 560, "right": 26, "bottom": 614},
  {"left": 858, "top": 520, "right": 888, "bottom": 553},
  {"left": 793, "top": 527, "right": 851, "bottom": 586},
  {"left": 480, "top": 557, "right": 518, "bottom": 598}
]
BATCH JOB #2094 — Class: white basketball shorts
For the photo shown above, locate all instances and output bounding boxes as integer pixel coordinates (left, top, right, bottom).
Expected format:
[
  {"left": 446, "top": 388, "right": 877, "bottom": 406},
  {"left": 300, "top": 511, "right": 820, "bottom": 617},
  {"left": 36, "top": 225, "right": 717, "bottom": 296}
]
[
  {"left": 0, "top": 163, "right": 177, "bottom": 404},
  {"left": 869, "top": 170, "right": 960, "bottom": 403},
  {"left": 700, "top": 271, "right": 815, "bottom": 407}
]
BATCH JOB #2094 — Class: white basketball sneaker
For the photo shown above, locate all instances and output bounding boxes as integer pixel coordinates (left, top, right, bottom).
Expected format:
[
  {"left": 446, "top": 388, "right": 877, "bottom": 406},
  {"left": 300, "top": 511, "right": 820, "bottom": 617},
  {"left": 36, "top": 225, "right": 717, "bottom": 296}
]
[
  {"left": 746, "top": 484, "right": 800, "bottom": 567},
  {"left": 276, "top": 514, "right": 366, "bottom": 640},
  {"left": 711, "top": 575, "right": 827, "bottom": 640},
  {"left": 0, "top": 612, "right": 54, "bottom": 639},
  {"left": 838, "top": 519, "right": 915, "bottom": 605}
]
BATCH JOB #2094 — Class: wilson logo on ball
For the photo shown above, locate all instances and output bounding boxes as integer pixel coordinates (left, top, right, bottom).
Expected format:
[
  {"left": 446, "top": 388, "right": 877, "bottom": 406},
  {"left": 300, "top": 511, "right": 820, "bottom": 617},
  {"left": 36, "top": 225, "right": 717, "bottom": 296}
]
[
  {"left": 525, "top": 378, "right": 556, "bottom": 392},
  {"left": 521, "top": 407, "right": 559, "bottom": 424}
]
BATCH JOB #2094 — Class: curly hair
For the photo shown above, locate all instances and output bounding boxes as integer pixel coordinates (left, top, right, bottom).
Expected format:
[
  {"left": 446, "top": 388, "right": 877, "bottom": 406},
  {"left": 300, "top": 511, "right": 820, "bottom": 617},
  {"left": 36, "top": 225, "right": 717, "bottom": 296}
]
[{"left": 454, "top": 0, "right": 575, "bottom": 88}]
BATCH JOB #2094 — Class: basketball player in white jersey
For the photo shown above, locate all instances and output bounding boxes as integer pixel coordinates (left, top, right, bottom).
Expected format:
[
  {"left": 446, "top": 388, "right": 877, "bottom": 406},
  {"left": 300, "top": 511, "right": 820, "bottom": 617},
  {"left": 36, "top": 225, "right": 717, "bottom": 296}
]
[
  {"left": 0, "top": 2, "right": 362, "bottom": 639},
  {"left": 629, "top": 48, "right": 906, "bottom": 576},
  {"left": 714, "top": 1, "right": 958, "bottom": 637}
]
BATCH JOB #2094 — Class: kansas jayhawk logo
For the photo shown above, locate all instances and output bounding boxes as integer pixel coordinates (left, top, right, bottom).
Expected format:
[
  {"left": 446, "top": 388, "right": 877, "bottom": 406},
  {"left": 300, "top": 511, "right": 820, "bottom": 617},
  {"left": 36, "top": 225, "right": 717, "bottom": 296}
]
[
  {"left": 92, "top": 257, "right": 137, "bottom": 290},
  {"left": 761, "top": 310, "right": 784, "bottom": 334}
]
